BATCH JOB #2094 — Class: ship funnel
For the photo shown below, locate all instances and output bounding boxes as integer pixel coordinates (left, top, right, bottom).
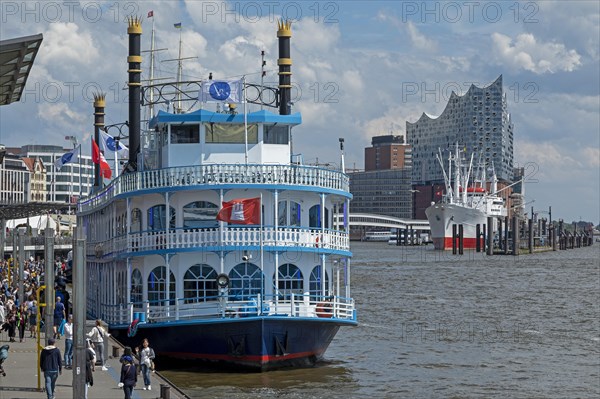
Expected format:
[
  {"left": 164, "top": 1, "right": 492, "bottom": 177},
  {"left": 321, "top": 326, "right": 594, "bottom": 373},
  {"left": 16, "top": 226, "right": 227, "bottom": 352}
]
[
  {"left": 127, "top": 16, "right": 142, "bottom": 170},
  {"left": 277, "top": 19, "right": 292, "bottom": 115},
  {"left": 93, "top": 93, "right": 105, "bottom": 189}
]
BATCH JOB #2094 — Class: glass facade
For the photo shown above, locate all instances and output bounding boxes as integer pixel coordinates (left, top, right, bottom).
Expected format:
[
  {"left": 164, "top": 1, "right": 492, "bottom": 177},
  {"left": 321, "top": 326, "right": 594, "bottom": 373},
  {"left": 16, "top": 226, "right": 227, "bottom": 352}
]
[
  {"left": 407, "top": 76, "right": 514, "bottom": 184},
  {"left": 349, "top": 169, "right": 413, "bottom": 219}
]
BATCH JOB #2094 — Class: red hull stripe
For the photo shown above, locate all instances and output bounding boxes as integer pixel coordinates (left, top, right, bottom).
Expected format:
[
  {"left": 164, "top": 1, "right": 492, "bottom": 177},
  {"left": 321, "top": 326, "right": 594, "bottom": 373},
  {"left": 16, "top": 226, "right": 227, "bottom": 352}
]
[
  {"left": 442, "top": 237, "right": 484, "bottom": 250},
  {"left": 161, "top": 350, "right": 323, "bottom": 364}
]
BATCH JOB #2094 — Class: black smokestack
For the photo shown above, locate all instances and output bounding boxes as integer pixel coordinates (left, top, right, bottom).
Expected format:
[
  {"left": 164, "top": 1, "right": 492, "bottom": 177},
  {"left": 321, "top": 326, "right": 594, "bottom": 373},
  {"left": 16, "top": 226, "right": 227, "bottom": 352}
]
[
  {"left": 277, "top": 20, "right": 292, "bottom": 115},
  {"left": 127, "top": 17, "right": 142, "bottom": 170},
  {"left": 93, "top": 93, "right": 105, "bottom": 189}
]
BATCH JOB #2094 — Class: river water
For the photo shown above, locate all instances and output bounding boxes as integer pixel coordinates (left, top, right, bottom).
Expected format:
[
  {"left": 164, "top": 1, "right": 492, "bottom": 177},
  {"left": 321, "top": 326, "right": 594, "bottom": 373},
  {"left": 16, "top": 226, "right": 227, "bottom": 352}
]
[{"left": 161, "top": 242, "right": 600, "bottom": 398}]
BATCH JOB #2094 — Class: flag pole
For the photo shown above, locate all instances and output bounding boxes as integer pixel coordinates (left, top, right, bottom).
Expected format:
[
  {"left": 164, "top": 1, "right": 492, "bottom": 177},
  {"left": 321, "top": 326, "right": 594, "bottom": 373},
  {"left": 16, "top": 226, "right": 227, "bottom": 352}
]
[{"left": 243, "top": 76, "right": 248, "bottom": 165}]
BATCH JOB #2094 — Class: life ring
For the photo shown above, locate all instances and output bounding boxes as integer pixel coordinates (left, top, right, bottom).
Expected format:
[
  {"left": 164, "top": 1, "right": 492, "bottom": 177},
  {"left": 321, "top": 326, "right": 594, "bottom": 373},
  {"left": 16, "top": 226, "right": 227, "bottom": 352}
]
[
  {"left": 316, "top": 301, "right": 333, "bottom": 318},
  {"left": 127, "top": 318, "right": 139, "bottom": 337}
]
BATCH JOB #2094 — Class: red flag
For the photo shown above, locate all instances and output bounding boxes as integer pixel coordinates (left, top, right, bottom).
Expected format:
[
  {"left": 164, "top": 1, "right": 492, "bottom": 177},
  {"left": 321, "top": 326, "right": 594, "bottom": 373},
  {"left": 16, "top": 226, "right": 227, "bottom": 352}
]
[
  {"left": 92, "top": 139, "right": 112, "bottom": 179},
  {"left": 147, "top": 10, "right": 154, "bottom": 18},
  {"left": 216, "top": 198, "right": 261, "bottom": 224}
]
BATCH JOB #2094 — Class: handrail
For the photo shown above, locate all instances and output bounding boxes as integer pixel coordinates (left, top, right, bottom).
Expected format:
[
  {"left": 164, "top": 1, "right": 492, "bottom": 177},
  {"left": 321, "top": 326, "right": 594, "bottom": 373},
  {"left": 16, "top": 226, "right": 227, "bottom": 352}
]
[{"left": 78, "top": 163, "right": 350, "bottom": 214}]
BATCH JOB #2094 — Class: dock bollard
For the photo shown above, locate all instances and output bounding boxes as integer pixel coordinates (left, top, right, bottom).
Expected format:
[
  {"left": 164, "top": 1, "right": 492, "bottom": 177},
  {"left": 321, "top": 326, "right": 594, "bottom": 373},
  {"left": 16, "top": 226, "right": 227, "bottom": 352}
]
[
  {"left": 160, "top": 384, "right": 171, "bottom": 399},
  {"left": 112, "top": 346, "right": 120, "bottom": 358}
]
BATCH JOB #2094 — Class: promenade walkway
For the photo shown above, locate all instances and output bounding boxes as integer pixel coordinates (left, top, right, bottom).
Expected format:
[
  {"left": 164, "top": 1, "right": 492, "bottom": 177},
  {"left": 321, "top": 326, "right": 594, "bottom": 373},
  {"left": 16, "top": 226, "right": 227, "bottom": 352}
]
[{"left": 0, "top": 322, "right": 187, "bottom": 399}]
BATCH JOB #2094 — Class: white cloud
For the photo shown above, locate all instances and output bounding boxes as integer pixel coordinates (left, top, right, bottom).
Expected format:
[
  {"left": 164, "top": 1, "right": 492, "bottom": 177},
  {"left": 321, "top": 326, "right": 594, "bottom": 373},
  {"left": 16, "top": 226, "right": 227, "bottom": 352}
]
[
  {"left": 491, "top": 32, "right": 581, "bottom": 74},
  {"left": 405, "top": 21, "right": 437, "bottom": 51},
  {"left": 40, "top": 22, "right": 99, "bottom": 68}
]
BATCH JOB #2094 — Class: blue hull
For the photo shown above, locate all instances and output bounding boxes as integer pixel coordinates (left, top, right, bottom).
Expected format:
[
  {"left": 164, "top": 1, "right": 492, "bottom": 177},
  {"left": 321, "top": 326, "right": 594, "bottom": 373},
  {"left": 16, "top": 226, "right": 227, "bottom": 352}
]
[{"left": 110, "top": 317, "right": 351, "bottom": 371}]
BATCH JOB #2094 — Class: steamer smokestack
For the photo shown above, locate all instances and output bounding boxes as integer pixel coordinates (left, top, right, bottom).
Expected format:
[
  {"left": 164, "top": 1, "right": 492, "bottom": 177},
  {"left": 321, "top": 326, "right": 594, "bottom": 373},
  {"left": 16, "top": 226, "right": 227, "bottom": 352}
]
[
  {"left": 277, "top": 20, "right": 292, "bottom": 115},
  {"left": 93, "top": 93, "right": 105, "bottom": 189},
  {"left": 127, "top": 17, "right": 142, "bottom": 170}
]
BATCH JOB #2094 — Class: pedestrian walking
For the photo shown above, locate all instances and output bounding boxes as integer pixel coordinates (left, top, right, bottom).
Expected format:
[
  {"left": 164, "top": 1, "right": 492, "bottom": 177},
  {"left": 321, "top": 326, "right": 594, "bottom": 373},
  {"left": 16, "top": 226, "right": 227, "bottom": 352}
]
[
  {"left": 84, "top": 339, "right": 95, "bottom": 399},
  {"left": 87, "top": 319, "right": 108, "bottom": 370},
  {"left": 40, "top": 338, "right": 62, "bottom": 399},
  {"left": 119, "top": 352, "right": 137, "bottom": 399},
  {"left": 135, "top": 338, "right": 156, "bottom": 390},
  {"left": 17, "top": 303, "right": 27, "bottom": 342},
  {"left": 63, "top": 315, "right": 73, "bottom": 368},
  {"left": 53, "top": 297, "right": 65, "bottom": 339},
  {"left": 27, "top": 299, "right": 37, "bottom": 338}
]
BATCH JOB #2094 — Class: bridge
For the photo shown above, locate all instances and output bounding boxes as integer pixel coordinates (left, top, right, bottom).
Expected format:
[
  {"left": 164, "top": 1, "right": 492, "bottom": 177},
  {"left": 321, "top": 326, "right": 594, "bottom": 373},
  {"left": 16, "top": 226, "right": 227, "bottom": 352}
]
[{"left": 347, "top": 213, "right": 430, "bottom": 231}]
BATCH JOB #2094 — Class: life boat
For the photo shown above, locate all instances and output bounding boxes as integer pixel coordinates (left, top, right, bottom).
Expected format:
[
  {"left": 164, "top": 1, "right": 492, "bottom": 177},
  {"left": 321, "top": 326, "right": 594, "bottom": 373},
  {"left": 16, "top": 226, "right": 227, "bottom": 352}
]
[{"left": 316, "top": 301, "right": 333, "bottom": 318}]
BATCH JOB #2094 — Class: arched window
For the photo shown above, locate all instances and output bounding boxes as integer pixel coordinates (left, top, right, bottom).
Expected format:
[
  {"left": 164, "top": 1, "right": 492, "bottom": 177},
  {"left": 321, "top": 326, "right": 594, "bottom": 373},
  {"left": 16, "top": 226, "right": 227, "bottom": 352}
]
[
  {"left": 278, "top": 200, "right": 301, "bottom": 226},
  {"left": 229, "top": 262, "right": 264, "bottom": 299},
  {"left": 309, "top": 205, "right": 329, "bottom": 228},
  {"left": 147, "top": 205, "right": 176, "bottom": 230},
  {"left": 148, "top": 266, "right": 176, "bottom": 305},
  {"left": 131, "top": 208, "right": 142, "bottom": 232},
  {"left": 274, "top": 263, "right": 303, "bottom": 299},
  {"left": 309, "top": 265, "right": 329, "bottom": 299},
  {"left": 183, "top": 264, "right": 218, "bottom": 303},
  {"left": 131, "top": 269, "right": 143, "bottom": 304},
  {"left": 182, "top": 201, "right": 219, "bottom": 229}
]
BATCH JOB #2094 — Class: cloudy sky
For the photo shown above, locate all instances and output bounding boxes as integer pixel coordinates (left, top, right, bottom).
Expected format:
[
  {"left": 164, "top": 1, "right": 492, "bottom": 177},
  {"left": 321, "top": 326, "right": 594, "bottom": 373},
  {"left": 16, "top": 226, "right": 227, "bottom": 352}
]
[{"left": 1, "top": 1, "right": 598, "bottom": 224}]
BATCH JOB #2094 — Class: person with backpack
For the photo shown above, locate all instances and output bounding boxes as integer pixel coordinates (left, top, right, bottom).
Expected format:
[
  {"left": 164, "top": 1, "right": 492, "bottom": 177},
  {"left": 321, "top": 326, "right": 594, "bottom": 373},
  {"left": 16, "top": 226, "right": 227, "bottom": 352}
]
[
  {"left": 87, "top": 319, "right": 108, "bottom": 370},
  {"left": 119, "top": 351, "right": 137, "bottom": 399}
]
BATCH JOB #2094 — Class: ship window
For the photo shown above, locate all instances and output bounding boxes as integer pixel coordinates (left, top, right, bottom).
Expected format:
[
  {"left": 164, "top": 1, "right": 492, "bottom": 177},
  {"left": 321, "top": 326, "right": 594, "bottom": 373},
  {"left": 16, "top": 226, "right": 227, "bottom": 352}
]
[
  {"left": 147, "top": 266, "right": 176, "bottom": 305},
  {"left": 229, "top": 262, "right": 264, "bottom": 300},
  {"left": 274, "top": 264, "right": 303, "bottom": 300},
  {"left": 183, "top": 264, "right": 218, "bottom": 303},
  {"left": 278, "top": 200, "right": 301, "bottom": 226},
  {"left": 183, "top": 201, "right": 219, "bottom": 229},
  {"left": 147, "top": 205, "right": 176, "bottom": 230},
  {"left": 170, "top": 124, "right": 199, "bottom": 144},
  {"left": 309, "top": 266, "right": 330, "bottom": 299},
  {"left": 131, "top": 269, "right": 143, "bottom": 305},
  {"left": 264, "top": 124, "right": 289, "bottom": 144},
  {"left": 204, "top": 123, "right": 258, "bottom": 144},
  {"left": 309, "top": 205, "right": 330, "bottom": 228}
]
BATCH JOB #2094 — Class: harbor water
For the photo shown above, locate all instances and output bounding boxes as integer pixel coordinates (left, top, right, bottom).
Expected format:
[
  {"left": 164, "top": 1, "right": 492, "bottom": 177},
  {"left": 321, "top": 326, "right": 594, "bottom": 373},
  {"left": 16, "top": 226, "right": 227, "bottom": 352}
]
[{"left": 161, "top": 242, "right": 599, "bottom": 398}]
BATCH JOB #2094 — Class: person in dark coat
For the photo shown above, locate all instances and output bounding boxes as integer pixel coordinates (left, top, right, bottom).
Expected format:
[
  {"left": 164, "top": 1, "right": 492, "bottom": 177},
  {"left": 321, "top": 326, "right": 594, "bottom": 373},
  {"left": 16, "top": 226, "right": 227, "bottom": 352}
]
[
  {"left": 119, "top": 353, "right": 137, "bottom": 399},
  {"left": 84, "top": 340, "right": 94, "bottom": 399},
  {"left": 40, "top": 338, "right": 62, "bottom": 399}
]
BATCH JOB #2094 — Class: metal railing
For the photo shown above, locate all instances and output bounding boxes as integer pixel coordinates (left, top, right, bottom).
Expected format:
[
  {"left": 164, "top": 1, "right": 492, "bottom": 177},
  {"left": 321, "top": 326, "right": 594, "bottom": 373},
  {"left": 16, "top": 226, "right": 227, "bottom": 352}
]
[
  {"left": 102, "top": 293, "right": 356, "bottom": 327},
  {"left": 78, "top": 163, "right": 349, "bottom": 214},
  {"left": 88, "top": 226, "right": 350, "bottom": 257}
]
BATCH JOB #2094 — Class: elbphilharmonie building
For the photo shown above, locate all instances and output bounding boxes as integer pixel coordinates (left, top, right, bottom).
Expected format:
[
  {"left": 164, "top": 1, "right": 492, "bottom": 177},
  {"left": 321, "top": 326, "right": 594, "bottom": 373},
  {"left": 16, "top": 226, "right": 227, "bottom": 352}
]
[{"left": 407, "top": 75, "right": 514, "bottom": 185}]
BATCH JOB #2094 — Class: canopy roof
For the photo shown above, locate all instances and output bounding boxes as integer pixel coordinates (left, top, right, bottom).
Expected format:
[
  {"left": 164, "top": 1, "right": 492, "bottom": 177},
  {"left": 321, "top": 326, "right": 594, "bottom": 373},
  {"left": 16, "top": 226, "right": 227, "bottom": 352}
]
[{"left": 0, "top": 33, "right": 43, "bottom": 105}]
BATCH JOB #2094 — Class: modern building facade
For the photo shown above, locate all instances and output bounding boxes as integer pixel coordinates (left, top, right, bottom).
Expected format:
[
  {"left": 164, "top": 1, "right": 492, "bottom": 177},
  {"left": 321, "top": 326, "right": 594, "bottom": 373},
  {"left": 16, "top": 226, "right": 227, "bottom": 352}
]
[
  {"left": 6, "top": 144, "right": 94, "bottom": 203},
  {"left": 0, "top": 151, "right": 28, "bottom": 204},
  {"left": 407, "top": 75, "right": 514, "bottom": 184},
  {"left": 349, "top": 135, "right": 413, "bottom": 221}
]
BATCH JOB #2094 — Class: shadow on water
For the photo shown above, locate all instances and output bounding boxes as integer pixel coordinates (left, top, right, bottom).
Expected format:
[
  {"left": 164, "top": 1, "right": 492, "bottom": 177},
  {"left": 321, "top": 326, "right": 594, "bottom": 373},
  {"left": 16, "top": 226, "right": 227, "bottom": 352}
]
[{"left": 161, "top": 360, "right": 356, "bottom": 398}]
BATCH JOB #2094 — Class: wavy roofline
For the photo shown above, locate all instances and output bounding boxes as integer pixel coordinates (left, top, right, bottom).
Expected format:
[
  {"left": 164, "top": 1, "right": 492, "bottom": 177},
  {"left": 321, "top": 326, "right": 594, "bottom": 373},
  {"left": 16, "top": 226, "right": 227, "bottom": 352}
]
[{"left": 406, "top": 75, "right": 503, "bottom": 125}]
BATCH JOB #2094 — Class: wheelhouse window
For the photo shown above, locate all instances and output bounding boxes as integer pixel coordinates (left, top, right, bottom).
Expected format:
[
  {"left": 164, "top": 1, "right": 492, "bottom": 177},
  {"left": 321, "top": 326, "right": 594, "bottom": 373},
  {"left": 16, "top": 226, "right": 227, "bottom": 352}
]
[
  {"left": 183, "top": 201, "right": 219, "bottom": 229},
  {"left": 229, "top": 262, "right": 264, "bottom": 299},
  {"left": 147, "top": 205, "right": 175, "bottom": 230},
  {"left": 264, "top": 124, "right": 289, "bottom": 144},
  {"left": 205, "top": 123, "right": 258, "bottom": 143},
  {"left": 274, "top": 263, "right": 303, "bottom": 299},
  {"left": 309, "top": 205, "right": 329, "bottom": 228},
  {"left": 183, "top": 264, "right": 218, "bottom": 303},
  {"left": 309, "top": 266, "right": 329, "bottom": 299},
  {"left": 278, "top": 200, "right": 301, "bottom": 226},
  {"left": 131, "top": 269, "right": 143, "bottom": 304},
  {"left": 170, "top": 124, "right": 199, "bottom": 144},
  {"left": 147, "top": 266, "right": 176, "bottom": 305}
]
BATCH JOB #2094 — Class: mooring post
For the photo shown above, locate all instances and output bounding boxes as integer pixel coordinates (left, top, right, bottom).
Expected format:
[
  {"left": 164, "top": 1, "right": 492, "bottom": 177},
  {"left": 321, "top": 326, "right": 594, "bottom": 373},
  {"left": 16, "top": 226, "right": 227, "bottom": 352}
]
[
  {"left": 476, "top": 224, "right": 481, "bottom": 253},
  {"left": 452, "top": 224, "right": 457, "bottom": 255},
  {"left": 512, "top": 216, "right": 519, "bottom": 256},
  {"left": 498, "top": 218, "right": 503, "bottom": 251},
  {"left": 528, "top": 218, "right": 533, "bottom": 253},
  {"left": 504, "top": 216, "right": 509, "bottom": 255},
  {"left": 486, "top": 217, "right": 493, "bottom": 256},
  {"left": 458, "top": 224, "right": 464, "bottom": 255}
]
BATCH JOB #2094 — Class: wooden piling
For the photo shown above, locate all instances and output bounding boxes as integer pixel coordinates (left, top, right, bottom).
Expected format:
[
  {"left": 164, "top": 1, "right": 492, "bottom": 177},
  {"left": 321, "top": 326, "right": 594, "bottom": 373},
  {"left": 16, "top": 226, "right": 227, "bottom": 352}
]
[{"left": 486, "top": 217, "right": 493, "bottom": 256}]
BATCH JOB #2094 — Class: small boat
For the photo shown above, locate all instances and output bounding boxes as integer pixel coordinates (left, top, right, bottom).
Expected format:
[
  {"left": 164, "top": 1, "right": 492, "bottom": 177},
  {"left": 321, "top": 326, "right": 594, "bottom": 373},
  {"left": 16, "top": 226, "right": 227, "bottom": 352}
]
[
  {"left": 362, "top": 230, "right": 392, "bottom": 242},
  {"left": 78, "top": 19, "right": 356, "bottom": 371}
]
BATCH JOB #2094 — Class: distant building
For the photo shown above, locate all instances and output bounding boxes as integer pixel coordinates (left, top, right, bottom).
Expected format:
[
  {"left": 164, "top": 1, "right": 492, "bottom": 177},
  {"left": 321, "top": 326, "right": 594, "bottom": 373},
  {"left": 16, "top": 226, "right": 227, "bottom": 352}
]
[
  {"left": 349, "top": 135, "right": 413, "bottom": 221},
  {"left": 7, "top": 144, "right": 94, "bottom": 203},
  {"left": 0, "top": 150, "right": 28, "bottom": 204},
  {"left": 22, "top": 156, "right": 47, "bottom": 202},
  {"left": 407, "top": 75, "right": 516, "bottom": 218}
]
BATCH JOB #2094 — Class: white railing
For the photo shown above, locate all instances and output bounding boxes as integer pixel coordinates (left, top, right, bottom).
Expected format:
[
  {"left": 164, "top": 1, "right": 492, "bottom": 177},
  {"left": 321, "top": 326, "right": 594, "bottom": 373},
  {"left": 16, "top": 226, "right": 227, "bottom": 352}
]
[
  {"left": 101, "top": 293, "right": 356, "bottom": 326},
  {"left": 88, "top": 227, "right": 349, "bottom": 257},
  {"left": 79, "top": 164, "right": 350, "bottom": 214}
]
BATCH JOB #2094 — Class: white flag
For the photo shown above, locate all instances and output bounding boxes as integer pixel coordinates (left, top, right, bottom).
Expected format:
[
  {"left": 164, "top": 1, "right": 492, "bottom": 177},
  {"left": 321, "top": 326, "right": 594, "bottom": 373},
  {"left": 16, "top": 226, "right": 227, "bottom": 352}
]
[
  {"left": 200, "top": 80, "right": 244, "bottom": 103},
  {"left": 100, "top": 130, "right": 129, "bottom": 158},
  {"left": 54, "top": 146, "right": 80, "bottom": 171}
]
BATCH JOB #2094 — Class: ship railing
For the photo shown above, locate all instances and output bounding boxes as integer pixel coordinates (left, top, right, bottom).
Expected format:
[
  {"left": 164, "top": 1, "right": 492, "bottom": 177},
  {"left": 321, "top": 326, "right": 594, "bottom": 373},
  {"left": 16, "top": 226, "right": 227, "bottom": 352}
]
[
  {"left": 79, "top": 163, "right": 350, "bottom": 213},
  {"left": 90, "top": 227, "right": 349, "bottom": 255},
  {"left": 103, "top": 293, "right": 355, "bottom": 326}
]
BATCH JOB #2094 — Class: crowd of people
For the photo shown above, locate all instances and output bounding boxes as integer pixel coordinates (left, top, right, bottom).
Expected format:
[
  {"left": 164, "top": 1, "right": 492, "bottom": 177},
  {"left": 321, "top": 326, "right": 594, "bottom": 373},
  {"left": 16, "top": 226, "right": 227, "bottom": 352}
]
[{"left": 0, "top": 257, "right": 157, "bottom": 398}]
